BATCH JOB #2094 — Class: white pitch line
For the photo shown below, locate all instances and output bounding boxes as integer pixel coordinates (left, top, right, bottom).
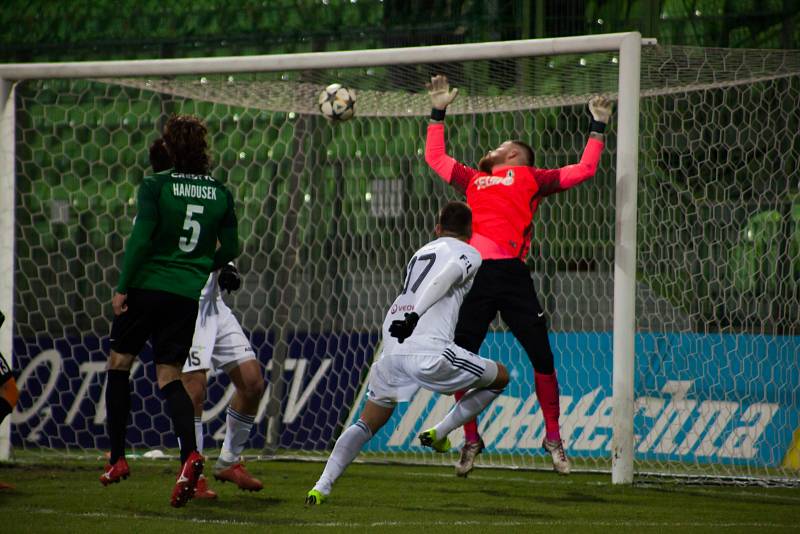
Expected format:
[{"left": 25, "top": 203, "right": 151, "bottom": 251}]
[{"left": 13, "top": 508, "right": 796, "bottom": 529}]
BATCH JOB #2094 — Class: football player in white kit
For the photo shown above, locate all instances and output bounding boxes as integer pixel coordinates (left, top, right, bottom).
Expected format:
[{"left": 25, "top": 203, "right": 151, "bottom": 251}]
[
  {"left": 181, "top": 265, "right": 266, "bottom": 498},
  {"left": 148, "top": 138, "right": 265, "bottom": 498},
  {"left": 306, "top": 201, "right": 510, "bottom": 505}
]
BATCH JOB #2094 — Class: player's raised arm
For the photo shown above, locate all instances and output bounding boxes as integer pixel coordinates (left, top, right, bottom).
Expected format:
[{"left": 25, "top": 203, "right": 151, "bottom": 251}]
[
  {"left": 424, "top": 75, "right": 478, "bottom": 194},
  {"left": 534, "top": 95, "right": 614, "bottom": 195}
]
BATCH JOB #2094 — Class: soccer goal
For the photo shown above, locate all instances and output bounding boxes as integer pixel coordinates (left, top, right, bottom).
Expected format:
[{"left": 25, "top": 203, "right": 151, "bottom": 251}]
[{"left": 1, "top": 33, "right": 798, "bottom": 486}]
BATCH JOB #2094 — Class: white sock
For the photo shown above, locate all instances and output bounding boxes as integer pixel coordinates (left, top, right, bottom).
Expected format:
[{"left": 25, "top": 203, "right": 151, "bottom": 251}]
[
  {"left": 194, "top": 417, "right": 204, "bottom": 456},
  {"left": 218, "top": 407, "right": 255, "bottom": 465},
  {"left": 433, "top": 388, "right": 502, "bottom": 438},
  {"left": 314, "top": 420, "right": 373, "bottom": 495}
]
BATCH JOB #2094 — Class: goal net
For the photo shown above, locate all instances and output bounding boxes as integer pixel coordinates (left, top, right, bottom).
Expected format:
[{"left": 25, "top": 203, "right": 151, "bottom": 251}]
[{"left": 3, "top": 39, "right": 799, "bottom": 484}]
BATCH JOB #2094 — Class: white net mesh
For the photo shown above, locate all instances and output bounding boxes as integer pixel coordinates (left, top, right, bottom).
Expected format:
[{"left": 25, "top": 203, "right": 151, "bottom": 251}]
[{"left": 8, "top": 45, "right": 800, "bottom": 483}]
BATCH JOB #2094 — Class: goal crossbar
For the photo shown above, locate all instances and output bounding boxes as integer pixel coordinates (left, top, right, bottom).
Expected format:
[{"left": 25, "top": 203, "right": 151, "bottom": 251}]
[{"left": 0, "top": 33, "right": 655, "bottom": 80}]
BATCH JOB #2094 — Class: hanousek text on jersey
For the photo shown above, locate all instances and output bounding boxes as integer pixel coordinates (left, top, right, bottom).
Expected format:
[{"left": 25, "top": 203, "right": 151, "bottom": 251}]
[{"left": 170, "top": 173, "right": 218, "bottom": 200}]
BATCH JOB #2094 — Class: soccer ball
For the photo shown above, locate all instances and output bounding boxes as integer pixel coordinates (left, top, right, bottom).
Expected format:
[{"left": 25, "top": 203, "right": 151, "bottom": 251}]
[{"left": 318, "top": 83, "right": 356, "bottom": 121}]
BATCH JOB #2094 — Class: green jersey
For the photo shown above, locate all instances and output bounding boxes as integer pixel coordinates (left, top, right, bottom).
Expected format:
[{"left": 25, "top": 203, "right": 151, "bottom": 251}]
[{"left": 117, "top": 170, "right": 239, "bottom": 300}]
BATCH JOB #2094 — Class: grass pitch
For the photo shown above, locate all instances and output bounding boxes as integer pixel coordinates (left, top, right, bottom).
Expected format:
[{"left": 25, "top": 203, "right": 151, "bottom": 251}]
[{"left": 1, "top": 458, "right": 799, "bottom": 533}]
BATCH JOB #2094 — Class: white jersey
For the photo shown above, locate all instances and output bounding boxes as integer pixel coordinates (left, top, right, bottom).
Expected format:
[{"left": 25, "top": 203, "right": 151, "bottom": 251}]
[
  {"left": 382, "top": 237, "right": 481, "bottom": 355},
  {"left": 196, "top": 271, "right": 222, "bottom": 324},
  {"left": 199, "top": 271, "right": 221, "bottom": 302},
  {"left": 184, "top": 269, "right": 256, "bottom": 374}
]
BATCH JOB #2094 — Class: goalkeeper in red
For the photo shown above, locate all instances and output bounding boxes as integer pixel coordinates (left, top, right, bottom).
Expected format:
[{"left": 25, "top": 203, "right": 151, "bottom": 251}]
[
  {"left": 424, "top": 75, "right": 613, "bottom": 476},
  {"left": 100, "top": 115, "right": 239, "bottom": 507}
]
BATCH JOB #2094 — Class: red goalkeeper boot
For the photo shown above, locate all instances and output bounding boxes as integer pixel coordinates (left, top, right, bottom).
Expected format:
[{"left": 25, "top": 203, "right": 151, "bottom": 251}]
[
  {"left": 214, "top": 463, "right": 263, "bottom": 492},
  {"left": 170, "top": 451, "right": 204, "bottom": 508},
  {"left": 99, "top": 457, "right": 130, "bottom": 486}
]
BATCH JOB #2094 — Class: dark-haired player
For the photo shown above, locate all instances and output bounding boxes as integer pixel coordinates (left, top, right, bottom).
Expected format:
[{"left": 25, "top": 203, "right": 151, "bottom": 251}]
[
  {"left": 149, "top": 139, "right": 264, "bottom": 499},
  {"left": 306, "top": 201, "right": 510, "bottom": 505},
  {"left": 0, "top": 310, "right": 18, "bottom": 490},
  {"left": 424, "top": 75, "right": 613, "bottom": 476},
  {"left": 101, "top": 115, "right": 239, "bottom": 508}
]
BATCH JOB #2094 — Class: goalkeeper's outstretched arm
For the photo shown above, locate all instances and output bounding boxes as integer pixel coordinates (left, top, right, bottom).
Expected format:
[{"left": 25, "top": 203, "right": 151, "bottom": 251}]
[
  {"left": 424, "top": 75, "right": 478, "bottom": 194},
  {"left": 535, "top": 96, "right": 613, "bottom": 196}
]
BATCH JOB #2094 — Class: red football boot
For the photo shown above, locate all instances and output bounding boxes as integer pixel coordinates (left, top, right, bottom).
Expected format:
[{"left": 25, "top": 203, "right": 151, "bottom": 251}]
[
  {"left": 170, "top": 451, "right": 204, "bottom": 508},
  {"left": 214, "top": 463, "right": 263, "bottom": 492},
  {"left": 99, "top": 458, "right": 130, "bottom": 486},
  {"left": 193, "top": 474, "right": 218, "bottom": 500}
]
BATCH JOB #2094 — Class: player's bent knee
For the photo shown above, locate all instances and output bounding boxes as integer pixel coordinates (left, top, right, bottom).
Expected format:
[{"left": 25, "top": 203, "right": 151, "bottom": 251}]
[
  {"left": 360, "top": 400, "right": 394, "bottom": 434},
  {"left": 240, "top": 376, "right": 264, "bottom": 403},
  {"left": 107, "top": 351, "right": 135, "bottom": 371},
  {"left": 181, "top": 370, "right": 207, "bottom": 407},
  {"left": 229, "top": 359, "right": 264, "bottom": 401},
  {"left": 155, "top": 363, "right": 181, "bottom": 389}
]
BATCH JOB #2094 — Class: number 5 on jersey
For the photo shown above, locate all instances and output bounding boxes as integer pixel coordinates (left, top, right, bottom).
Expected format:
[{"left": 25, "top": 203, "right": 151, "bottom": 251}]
[{"left": 179, "top": 204, "right": 204, "bottom": 252}]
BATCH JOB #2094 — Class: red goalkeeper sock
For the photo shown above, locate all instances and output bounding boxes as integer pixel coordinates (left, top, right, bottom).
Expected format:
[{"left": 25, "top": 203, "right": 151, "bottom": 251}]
[
  {"left": 535, "top": 371, "right": 561, "bottom": 442},
  {"left": 454, "top": 390, "right": 480, "bottom": 443}
]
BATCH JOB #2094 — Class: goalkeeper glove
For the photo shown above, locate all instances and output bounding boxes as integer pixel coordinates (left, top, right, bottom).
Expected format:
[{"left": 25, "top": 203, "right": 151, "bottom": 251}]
[
  {"left": 426, "top": 75, "right": 459, "bottom": 112},
  {"left": 218, "top": 263, "right": 242, "bottom": 294},
  {"left": 588, "top": 95, "right": 612, "bottom": 123},
  {"left": 588, "top": 95, "right": 613, "bottom": 133},
  {"left": 389, "top": 312, "right": 420, "bottom": 344}
]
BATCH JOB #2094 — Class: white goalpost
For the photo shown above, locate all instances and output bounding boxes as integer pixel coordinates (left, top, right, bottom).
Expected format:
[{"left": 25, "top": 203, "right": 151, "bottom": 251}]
[
  {"left": 2, "top": 33, "right": 798, "bottom": 486},
  {"left": 0, "top": 79, "right": 14, "bottom": 463}
]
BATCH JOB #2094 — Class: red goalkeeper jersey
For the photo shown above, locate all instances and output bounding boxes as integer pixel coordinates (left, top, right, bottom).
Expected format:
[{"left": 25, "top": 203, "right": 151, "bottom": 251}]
[{"left": 425, "top": 122, "right": 604, "bottom": 260}]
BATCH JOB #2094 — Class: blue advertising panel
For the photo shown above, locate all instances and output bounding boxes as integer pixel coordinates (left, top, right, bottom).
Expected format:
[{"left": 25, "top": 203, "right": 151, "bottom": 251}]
[
  {"left": 10, "top": 330, "right": 798, "bottom": 467},
  {"left": 11, "top": 331, "right": 377, "bottom": 452},
  {"left": 354, "top": 332, "right": 799, "bottom": 467}
]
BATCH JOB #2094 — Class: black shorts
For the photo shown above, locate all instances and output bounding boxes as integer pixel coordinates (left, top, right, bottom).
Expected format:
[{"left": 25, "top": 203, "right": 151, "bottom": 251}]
[
  {"left": 109, "top": 288, "right": 199, "bottom": 366},
  {"left": 0, "top": 351, "right": 12, "bottom": 386},
  {"left": 454, "top": 258, "right": 555, "bottom": 374}
]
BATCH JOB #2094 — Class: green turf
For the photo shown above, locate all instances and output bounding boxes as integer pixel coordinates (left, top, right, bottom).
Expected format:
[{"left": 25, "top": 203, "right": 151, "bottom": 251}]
[{"left": 1, "top": 459, "right": 799, "bottom": 533}]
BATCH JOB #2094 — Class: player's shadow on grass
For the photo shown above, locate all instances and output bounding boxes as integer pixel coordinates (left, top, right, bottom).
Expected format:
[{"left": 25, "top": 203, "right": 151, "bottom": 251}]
[
  {"left": 534, "top": 491, "right": 613, "bottom": 506},
  {"left": 15, "top": 462, "right": 98, "bottom": 473},
  {"left": 192, "top": 495, "right": 283, "bottom": 509},
  {"left": 398, "top": 504, "right": 553, "bottom": 520},
  {"left": 646, "top": 486, "right": 797, "bottom": 508}
]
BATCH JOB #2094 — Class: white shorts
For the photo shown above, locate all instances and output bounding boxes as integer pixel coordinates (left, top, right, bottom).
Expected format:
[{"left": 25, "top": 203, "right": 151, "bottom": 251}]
[
  {"left": 366, "top": 343, "right": 498, "bottom": 407},
  {"left": 182, "top": 299, "right": 256, "bottom": 374}
]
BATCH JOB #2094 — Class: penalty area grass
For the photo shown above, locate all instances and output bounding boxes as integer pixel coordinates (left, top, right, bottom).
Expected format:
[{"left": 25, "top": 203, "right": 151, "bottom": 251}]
[{"left": 1, "top": 459, "right": 799, "bottom": 533}]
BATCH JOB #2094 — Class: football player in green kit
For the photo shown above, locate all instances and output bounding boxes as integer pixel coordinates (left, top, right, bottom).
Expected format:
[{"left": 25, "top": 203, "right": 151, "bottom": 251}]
[{"left": 99, "top": 116, "right": 239, "bottom": 508}]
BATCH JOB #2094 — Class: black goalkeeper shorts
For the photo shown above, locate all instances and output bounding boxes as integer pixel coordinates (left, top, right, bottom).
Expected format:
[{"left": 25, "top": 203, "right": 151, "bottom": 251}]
[
  {"left": 109, "top": 288, "right": 198, "bottom": 366},
  {"left": 454, "top": 258, "right": 556, "bottom": 374}
]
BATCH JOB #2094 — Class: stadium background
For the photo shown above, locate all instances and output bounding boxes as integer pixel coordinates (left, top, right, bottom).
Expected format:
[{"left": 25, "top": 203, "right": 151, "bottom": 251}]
[{"left": 2, "top": 0, "right": 799, "bottom": 470}]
